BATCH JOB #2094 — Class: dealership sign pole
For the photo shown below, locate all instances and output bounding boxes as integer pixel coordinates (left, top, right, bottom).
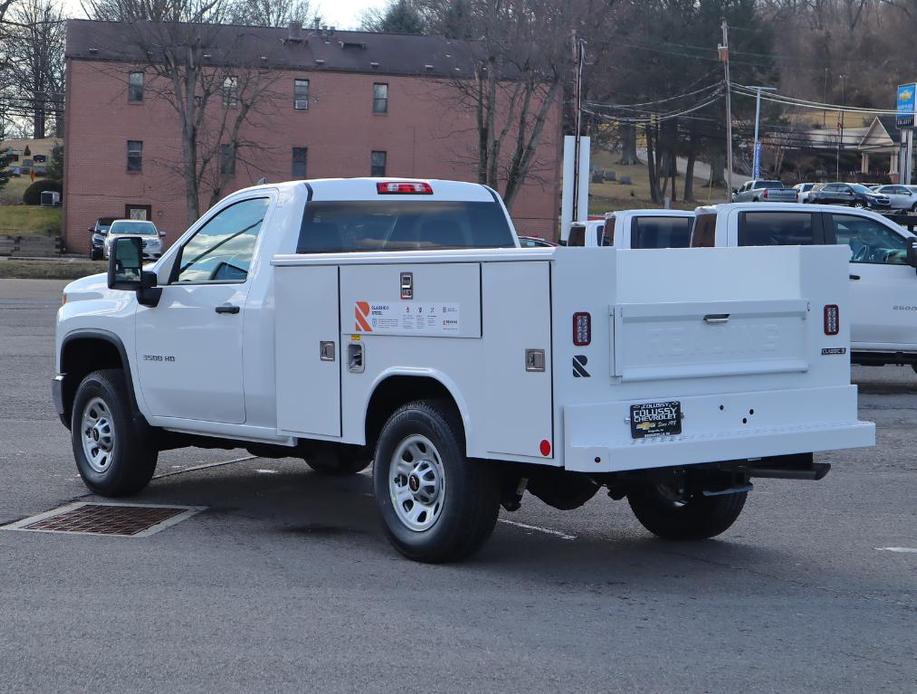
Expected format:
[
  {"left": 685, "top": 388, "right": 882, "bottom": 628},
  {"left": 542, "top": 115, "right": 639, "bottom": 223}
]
[{"left": 896, "top": 83, "right": 915, "bottom": 185}]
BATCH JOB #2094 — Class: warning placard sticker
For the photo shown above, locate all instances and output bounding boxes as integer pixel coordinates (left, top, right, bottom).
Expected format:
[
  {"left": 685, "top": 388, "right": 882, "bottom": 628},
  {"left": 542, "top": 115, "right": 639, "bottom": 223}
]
[{"left": 355, "top": 300, "right": 460, "bottom": 335}]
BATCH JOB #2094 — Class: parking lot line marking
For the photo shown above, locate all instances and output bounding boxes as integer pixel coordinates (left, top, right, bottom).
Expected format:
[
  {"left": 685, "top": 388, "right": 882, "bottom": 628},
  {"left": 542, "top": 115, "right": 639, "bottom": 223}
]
[
  {"left": 876, "top": 547, "right": 917, "bottom": 554},
  {"left": 498, "top": 519, "right": 576, "bottom": 541},
  {"left": 254, "top": 469, "right": 278, "bottom": 474},
  {"left": 153, "top": 455, "right": 257, "bottom": 480}
]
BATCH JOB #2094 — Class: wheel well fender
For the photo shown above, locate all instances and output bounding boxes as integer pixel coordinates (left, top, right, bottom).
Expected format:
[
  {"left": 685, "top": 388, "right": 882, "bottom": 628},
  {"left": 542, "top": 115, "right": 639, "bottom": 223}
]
[
  {"left": 59, "top": 330, "right": 139, "bottom": 426},
  {"left": 363, "top": 371, "right": 472, "bottom": 454}
]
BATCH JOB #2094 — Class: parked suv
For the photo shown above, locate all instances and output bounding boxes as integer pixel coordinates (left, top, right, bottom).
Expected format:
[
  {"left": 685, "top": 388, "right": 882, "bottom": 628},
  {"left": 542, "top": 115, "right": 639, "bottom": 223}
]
[
  {"left": 690, "top": 202, "right": 917, "bottom": 371},
  {"left": 810, "top": 182, "right": 891, "bottom": 209},
  {"left": 88, "top": 217, "right": 117, "bottom": 260}
]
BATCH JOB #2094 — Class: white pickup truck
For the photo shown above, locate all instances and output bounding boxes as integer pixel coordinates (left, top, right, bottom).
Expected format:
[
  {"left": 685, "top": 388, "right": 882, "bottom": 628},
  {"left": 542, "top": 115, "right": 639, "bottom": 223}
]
[
  {"left": 691, "top": 202, "right": 917, "bottom": 371},
  {"left": 566, "top": 210, "right": 694, "bottom": 248},
  {"left": 54, "top": 179, "right": 874, "bottom": 562}
]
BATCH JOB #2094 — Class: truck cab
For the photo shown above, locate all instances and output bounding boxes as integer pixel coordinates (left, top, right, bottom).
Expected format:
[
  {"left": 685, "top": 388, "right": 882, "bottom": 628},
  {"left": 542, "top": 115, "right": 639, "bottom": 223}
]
[
  {"left": 566, "top": 210, "right": 694, "bottom": 249},
  {"left": 691, "top": 202, "right": 917, "bottom": 371}
]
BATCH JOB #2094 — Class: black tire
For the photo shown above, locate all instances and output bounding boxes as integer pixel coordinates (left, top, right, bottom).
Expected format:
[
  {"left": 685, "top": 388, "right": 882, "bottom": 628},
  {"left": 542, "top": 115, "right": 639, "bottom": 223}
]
[
  {"left": 89, "top": 248, "right": 102, "bottom": 261},
  {"left": 71, "top": 369, "right": 157, "bottom": 496},
  {"left": 305, "top": 446, "right": 371, "bottom": 476},
  {"left": 627, "top": 485, "right": 746, "bottom": 541},
  {"left": 372, "top": 400, "right": 499, "bottom": 563}
]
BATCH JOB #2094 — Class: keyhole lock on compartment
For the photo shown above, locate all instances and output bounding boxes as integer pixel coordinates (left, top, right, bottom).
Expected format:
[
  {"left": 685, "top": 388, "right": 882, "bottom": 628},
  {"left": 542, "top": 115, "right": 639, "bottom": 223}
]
[{"left": 348, "top": 343, "right": 365, "bottom": 373}]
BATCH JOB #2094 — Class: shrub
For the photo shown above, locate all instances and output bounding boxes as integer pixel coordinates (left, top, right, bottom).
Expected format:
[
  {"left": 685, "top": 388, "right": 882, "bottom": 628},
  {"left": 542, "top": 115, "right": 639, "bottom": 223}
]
[{"left": 23, "top": 179, "right": 62, "bottom": 205}]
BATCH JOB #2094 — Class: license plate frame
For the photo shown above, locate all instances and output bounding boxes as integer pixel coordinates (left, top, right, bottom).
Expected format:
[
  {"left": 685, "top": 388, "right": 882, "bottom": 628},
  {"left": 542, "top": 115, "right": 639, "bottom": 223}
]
[{"left": 630, "top": 401, "right": 682, "bottom": 439}]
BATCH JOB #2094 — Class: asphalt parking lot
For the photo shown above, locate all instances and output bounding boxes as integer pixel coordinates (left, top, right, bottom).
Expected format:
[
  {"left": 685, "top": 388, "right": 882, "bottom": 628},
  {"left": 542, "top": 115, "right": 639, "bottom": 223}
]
[{"left": 0, "top": 278, "right": 914, "bottom": 693}]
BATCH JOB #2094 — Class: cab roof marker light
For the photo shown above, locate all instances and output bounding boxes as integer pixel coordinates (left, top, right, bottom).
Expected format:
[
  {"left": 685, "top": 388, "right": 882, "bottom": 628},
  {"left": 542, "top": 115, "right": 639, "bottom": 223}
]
[{"left": 376, "top": 182, "right": 433, "bottom": 195}]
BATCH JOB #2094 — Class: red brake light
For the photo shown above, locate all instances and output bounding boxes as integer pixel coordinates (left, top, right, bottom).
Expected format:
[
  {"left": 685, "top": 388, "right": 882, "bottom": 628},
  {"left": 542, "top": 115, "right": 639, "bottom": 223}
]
[
  {"left": 824, "top": 304, "right": 840, "bottom": 335},
  {"left": 763, "top": 188, "right": 769, "bottom": 199},
  {"left": 573, "top": 312, "right": 591, "bottom": 346},
  {"left": 376, "top": 181, "right": 433, "bottom": 195}
]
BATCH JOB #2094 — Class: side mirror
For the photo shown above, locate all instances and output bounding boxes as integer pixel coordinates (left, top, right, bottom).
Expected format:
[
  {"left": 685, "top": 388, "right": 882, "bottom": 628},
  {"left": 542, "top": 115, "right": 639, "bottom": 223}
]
[
  {"left": 159, "top": 231, "right": 166, "bottom": 238},
  {"left": 107, "top": 236, "right": 161, "bottom": 306},
  {"left": 108, "top": 236, "right": 142, "bottom": 290},
  {"left": 907, "top": 238, "right": 917, "bottom": 268}
]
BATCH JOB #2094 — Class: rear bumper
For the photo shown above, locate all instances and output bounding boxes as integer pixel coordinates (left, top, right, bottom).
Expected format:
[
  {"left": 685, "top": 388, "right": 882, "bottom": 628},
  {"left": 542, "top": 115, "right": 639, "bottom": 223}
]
[{"left": 562, "top": 385, "right": 875, "bottom": 473}]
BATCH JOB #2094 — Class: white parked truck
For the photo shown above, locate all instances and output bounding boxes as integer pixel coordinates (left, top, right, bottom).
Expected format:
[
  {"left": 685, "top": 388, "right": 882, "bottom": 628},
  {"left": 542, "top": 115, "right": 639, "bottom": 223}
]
[
  {"left": 54, "top": 179, "right": 874, "bottom": 562},
  {"left": 691, "top": 202, "right": 917, "bottom": 372},
  {"left": 564, "top": 210, "right": 694, "bottom": 248}
]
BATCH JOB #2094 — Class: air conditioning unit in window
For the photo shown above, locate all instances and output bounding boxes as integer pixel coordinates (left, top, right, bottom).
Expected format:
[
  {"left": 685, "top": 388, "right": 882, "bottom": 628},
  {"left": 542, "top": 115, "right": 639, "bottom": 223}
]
[{"left": 40, "top": 191, "right": 61, "bottom": 206}]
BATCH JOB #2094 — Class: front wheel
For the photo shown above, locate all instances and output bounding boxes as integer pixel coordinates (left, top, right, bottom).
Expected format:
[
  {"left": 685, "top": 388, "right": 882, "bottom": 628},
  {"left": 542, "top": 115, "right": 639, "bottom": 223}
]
[
  {"left": 627, "top": 483, "right": 746, "bottom": 541},
  {"left": 71, "top": 369, "right": 158, "bottom": 496},
  {"left": 373, "top": 400, "right": 499, "bottom": 563}
]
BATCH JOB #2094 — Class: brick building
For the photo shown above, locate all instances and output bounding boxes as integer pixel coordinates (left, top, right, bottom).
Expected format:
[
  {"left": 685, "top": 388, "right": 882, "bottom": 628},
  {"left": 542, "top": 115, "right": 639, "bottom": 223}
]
[{"left": 63, "top": 19, "right": 562, "bottom": 252}]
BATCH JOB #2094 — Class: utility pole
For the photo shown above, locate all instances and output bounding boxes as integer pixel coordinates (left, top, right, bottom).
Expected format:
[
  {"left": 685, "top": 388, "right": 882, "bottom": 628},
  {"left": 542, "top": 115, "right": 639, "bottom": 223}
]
[
  {"left": 719, "top": 19, "right": 733, "bottom": 193},
  {"left": 750, "top": 86, "right": 776, "bottom": 179},
  {"left": 836, "top": 74, "right": 846, "bottom": 180},
  {"left": 571, "top": 32, "right": 585, "bottom": 218}
]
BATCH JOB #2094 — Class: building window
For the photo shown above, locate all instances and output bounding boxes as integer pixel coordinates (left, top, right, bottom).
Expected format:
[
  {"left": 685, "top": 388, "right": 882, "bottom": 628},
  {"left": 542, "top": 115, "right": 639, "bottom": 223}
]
[
  {"left": 371, "top": 150, "right": 387, "bottom": 177},
  {"left": 293, "top": 79, "right": 309, "bottom": 110},
  {"left": 128, "top": 71, "right": 144, "bottom": 102},
  {"left": 220, "top": 144, "right": 236, "bottom": 175},
  {"left": 372, "top": 83, "right": 388, "bottom": 113},
  {"left": 127, "top": 140, "right": 143, "bottom": 172},
  {"left": 222, "top": 76, "right": 238, "bottom": 107},
  {"left": 292, "top": 147, "right": 307, "bottom": 178}
]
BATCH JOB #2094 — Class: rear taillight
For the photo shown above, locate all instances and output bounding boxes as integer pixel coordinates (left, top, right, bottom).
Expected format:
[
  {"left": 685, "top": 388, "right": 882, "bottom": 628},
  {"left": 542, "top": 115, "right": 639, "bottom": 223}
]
[
  {"left": 376, "top": 181, "right": 433, "bottom": 195},
  {"left": 573, "top": 312, "right": 591, "bottom": 346},
  {"left": 824, "top": 304, "right": 840, "bottom": 335},
  {"left": 762, "top": 188, "right": 769, "bottom": 199}
]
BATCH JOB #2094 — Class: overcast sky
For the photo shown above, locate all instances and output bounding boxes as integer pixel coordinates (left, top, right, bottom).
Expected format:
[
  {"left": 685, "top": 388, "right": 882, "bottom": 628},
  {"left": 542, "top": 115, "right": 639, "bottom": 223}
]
[{"left": 60, "top": 0, "right": 391, "bottom": 31}]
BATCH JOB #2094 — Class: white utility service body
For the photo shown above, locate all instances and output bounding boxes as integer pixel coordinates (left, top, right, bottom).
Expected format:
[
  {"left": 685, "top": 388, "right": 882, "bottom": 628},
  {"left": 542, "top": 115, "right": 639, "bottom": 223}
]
[
  {"left": 692, "top": 202, "right": 917, "bottom": 370},
  {"left": 54, "top": 179, "right": 874, "bottom": 562}
]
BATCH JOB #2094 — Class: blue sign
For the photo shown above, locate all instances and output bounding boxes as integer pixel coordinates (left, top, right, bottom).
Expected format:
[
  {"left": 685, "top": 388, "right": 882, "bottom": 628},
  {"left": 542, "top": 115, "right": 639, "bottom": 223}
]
[{"left": 897, "top": 83, "right": 915, "bottom": 128}]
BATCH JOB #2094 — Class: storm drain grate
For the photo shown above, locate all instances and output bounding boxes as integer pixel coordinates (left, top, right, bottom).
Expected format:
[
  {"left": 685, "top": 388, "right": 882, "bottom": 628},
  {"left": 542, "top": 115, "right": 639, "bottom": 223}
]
[{"left": 2, "top": 502, "right": 205, "bottom": 537}]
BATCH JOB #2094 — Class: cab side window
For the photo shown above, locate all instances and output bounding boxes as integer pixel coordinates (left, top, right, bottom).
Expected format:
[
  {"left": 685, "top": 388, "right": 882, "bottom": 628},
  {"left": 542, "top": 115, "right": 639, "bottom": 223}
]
[
  {"left": 601, "top": 219, "right": 614, "bottom": 246},
  {"left": 738, "top": 212, "right": 816, "bottom": 246},
  {"left": 567, "top": 225, "right": 586, "bottom": 247},
  {"left": 173, "top": 198, "right": 270, "bottom": 283},
  {"left": 690, "top": 214, "right": 716, "bottom": 247},
  {"left": 830, "top": 214, "right": 909, "bottom": 265}
]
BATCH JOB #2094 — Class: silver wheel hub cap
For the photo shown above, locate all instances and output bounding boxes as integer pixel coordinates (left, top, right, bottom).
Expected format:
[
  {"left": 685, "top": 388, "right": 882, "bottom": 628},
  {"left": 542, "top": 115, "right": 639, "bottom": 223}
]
[
  {"left": 81, "top": 397, "right": 115, "bottom": 474},
  {"left": 389, "top": 434, "right": 445, "bottom": 532}
]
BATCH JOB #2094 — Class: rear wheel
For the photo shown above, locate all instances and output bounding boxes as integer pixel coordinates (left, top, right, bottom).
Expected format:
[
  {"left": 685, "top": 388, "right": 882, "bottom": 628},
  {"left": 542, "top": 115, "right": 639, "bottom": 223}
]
[
  {"left": 627, "top": 481, "right": 746, "bottom": 541},
  {"left": 373, "top": 400, "right": 499, "bottom": 563},
  {"left": 71, "top": 369, "right": 157, "bottom": 496}
]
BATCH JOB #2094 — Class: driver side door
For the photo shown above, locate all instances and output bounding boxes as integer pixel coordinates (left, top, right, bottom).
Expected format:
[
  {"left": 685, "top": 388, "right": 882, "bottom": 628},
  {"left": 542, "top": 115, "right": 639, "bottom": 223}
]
[{"left": 135, "top": 196, "right": 271, "bottom": 424}]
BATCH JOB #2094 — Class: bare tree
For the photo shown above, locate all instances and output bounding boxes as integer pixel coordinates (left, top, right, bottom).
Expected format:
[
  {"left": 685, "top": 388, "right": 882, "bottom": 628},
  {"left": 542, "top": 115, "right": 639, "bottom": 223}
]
[
  {"left": 229, "top": 0, "right": 313, "bottom": 28},
  {"left": 6, "top": 0, "right": 65, "bottom": 138},
  {"left": 81, "top": 0, "right": 284, "bottom": 222}
]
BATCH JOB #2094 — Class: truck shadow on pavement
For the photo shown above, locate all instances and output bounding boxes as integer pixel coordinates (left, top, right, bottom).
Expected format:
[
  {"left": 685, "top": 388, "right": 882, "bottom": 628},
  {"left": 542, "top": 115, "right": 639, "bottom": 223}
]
[{"left": 122, "top": 458, "right": 798, "bottom": 590}]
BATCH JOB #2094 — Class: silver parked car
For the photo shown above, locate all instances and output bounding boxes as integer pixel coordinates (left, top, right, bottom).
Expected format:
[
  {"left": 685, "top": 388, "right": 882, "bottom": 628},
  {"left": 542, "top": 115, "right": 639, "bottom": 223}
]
[
  {"left": 103, "top": 219, "right": 164, "bottom": 260},
  {"left": 732, "top": 180, "right": 798, "bottom": 203},
  {"left": 875, "top": 184, "right": 917, "bottom": 211}
]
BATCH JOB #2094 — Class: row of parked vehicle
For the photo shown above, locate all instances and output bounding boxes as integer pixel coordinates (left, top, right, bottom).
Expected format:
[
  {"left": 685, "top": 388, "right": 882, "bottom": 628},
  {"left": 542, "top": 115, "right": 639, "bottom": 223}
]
[
  {"left": 734, "top": 179, "right": 917, "bottom": 211},
  {"left": 558, "top": 202, "right": 917, "bottom": 373}
]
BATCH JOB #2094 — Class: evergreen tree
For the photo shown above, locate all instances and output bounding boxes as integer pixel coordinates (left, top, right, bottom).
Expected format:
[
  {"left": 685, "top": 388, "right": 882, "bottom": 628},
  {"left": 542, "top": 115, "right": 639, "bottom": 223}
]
[
  {"left": 363, "top": 0, "right": 426, "bottom": 34},
  {"left": 46, "top": 142, "right": 64, "bottom": 181}
]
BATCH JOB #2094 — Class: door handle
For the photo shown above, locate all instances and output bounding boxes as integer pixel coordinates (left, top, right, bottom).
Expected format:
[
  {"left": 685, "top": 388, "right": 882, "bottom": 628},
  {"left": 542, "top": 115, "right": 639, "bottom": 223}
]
[
  {"left": 215, "top": 303, "right": 240, "bottom": 314},
  {"left": 849, "top": 274, "right": 861, "bottom": 280},
  {"left": 703, "top": 314, "right": 730, "bottom": 324}
]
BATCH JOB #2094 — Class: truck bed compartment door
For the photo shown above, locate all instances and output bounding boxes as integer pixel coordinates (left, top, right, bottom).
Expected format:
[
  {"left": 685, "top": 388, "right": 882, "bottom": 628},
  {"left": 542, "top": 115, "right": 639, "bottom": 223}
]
[
  {"left": 275, "top": 266, "right": 341, "bottom": 437},
  {"left": 480, "top": 262, "right": 554, "bottom": 459}
]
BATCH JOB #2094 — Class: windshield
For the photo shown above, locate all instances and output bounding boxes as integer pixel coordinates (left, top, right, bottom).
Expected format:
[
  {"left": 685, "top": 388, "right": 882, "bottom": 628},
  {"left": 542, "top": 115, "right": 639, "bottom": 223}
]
[{"left": 110, "top": 220, "right": 157, "bottom": 235}]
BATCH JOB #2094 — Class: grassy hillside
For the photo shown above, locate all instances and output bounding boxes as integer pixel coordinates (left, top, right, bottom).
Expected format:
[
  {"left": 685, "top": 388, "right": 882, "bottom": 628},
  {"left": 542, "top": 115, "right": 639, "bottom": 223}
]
[
  {"left": 0, "top": 205, "right": 62, "bottom": 236},
  {"left": 589, "top": 149, "right": 731, "bottom": 214}
]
